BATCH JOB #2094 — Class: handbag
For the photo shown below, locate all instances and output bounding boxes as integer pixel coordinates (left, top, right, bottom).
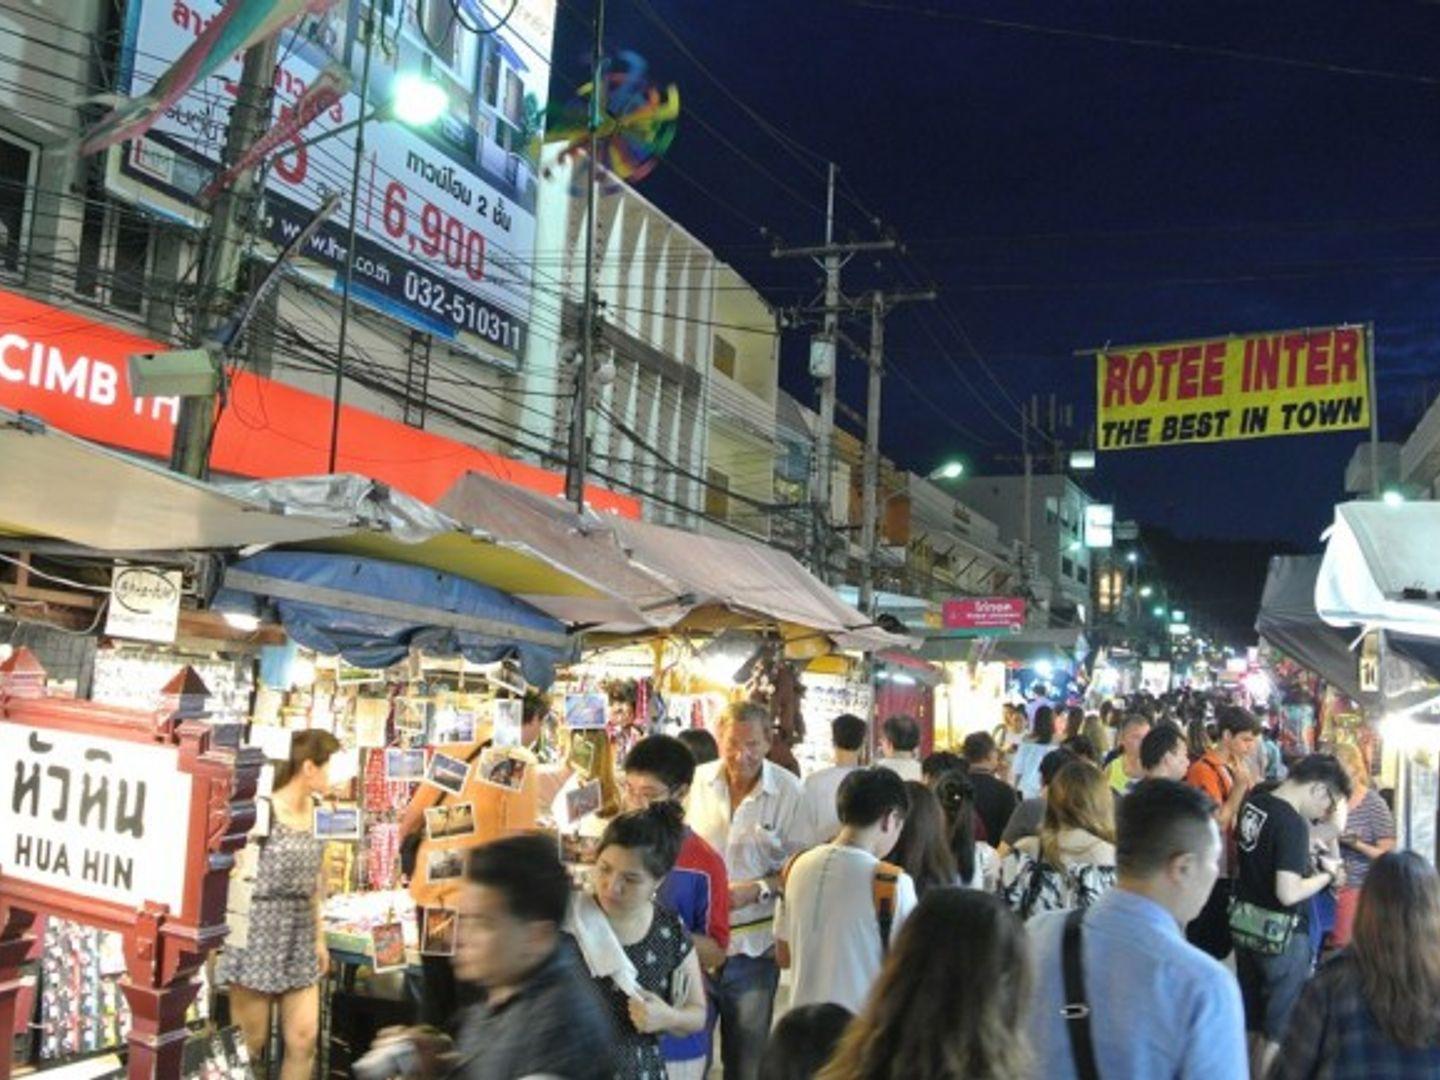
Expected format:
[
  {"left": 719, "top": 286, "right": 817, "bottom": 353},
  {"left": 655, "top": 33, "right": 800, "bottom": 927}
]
[{"left": 1228, "top": 897, "right": 1298, "bottom": 955}]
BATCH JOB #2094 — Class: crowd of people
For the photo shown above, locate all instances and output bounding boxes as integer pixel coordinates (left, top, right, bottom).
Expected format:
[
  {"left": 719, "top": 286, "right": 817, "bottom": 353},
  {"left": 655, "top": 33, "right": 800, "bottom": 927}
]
[{"left": 351, "top": 689, "right": 1437, "bottom": 1079}]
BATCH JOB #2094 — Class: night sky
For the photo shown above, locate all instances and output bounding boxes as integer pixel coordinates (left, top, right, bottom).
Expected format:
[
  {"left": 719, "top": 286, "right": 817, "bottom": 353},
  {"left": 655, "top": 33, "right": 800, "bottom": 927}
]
[{"left": 549, "top": 1, "right": 1440, "bottom": 550}]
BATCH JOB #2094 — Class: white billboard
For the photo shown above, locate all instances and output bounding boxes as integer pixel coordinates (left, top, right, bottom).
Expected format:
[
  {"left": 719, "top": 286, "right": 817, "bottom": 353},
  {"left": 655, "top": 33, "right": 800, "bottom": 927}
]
[
  {"left": 109, "top": 0, "right": 558, "bottom": 365},
  {"left": 1083, "top": 503, "right": 1114, "bottom": 549}
]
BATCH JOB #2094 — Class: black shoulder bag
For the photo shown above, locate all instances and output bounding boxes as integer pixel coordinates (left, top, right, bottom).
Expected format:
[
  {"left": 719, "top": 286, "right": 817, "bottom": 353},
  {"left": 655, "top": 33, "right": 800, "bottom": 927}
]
[{"left": 1061, "top": 909, "right": 1102, "bottom": 1080}]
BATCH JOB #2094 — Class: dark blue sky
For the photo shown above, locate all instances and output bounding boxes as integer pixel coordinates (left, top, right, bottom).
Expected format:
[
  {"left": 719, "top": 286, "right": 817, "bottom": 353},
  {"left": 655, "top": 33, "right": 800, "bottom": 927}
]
[{"left": 550, "top": 0, "right": 1440, "bottom": 548}]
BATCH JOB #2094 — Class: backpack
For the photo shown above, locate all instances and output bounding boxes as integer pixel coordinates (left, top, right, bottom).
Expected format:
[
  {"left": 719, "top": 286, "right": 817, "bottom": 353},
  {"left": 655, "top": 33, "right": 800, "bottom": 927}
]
[
  {"left": 998, "top": 850, "right": 1116, "bottom": 921},
  {"left": 780, "top": 851, "right": 903, "bottom": 951}
]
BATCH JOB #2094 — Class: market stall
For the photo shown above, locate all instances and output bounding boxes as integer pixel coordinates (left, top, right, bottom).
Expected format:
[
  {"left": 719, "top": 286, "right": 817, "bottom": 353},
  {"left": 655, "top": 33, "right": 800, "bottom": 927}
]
[{"left": 1312, "top": 502, "right": 1440, "bottom": 863}]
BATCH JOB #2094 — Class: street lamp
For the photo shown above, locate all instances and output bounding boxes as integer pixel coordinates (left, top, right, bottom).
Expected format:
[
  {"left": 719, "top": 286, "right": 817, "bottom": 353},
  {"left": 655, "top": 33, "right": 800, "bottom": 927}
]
[
  {"left": 929, "top": 461, "right": 965, "bottom": 480},
  {"left": 1125, "top": 551, "right": 1139, "bottom": 564},
  {"left": 1382, "top": 488, "right": 1406, "bottom": 507},
  {"left": 1139, "top": 585, "right": 1153, "bottom": 598},
  {"left": 1152, "top": 605, "right": 1166, "bottom": 617},
  {"left": 328, "top": 46, "right": 450, "bottom": 473}
]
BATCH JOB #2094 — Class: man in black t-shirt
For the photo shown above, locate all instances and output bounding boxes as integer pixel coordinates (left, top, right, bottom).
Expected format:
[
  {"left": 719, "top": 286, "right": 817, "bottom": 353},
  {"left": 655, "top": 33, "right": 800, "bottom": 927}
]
[
  {"left": 961, "top": 731, "right": 1020, "bottom": 844},
  {"left": 1233, "top": 754, "right": 1351, "bottom": 1079}
]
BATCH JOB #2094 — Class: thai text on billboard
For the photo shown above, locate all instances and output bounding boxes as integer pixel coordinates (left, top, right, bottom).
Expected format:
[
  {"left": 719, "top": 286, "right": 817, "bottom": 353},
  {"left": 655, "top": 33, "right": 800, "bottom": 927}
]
[
  {"left": 110, "top": 0, "right": 557, "bottom": 363},
  {"left": 1095, "top": 325, "right": 1369, "bottom": 451},
  {"left": 942, "top": 597, "right": 1027, "bottom": 631}
]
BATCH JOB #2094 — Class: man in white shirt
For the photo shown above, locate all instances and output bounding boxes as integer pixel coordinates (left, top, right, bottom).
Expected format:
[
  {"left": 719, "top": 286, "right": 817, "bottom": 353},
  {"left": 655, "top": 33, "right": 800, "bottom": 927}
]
[
  {"left": 687, "top": 702, "right": 804, "bottom": 1080},
  {"left": 874, "top": 714, "right": 923, "bottom": 781},
  {"left": 794, "top": 713, "right": 866, "bottom": 848},
  {"left": 776, "top": 767, "right": 916, "bottom": 1014}
]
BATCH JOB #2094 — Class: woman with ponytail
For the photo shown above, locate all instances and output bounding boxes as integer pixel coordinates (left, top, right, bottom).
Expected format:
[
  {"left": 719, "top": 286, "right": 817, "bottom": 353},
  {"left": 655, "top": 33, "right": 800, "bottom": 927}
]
[
  {"left": 587, "top": 801, "right": 707, "bottom": 1079},
  {"left": 933, "top": 769, "right": 998, "bottom": 891},
  {"left": 220, "top": 729, "right": 340, "bottom": 1079}
]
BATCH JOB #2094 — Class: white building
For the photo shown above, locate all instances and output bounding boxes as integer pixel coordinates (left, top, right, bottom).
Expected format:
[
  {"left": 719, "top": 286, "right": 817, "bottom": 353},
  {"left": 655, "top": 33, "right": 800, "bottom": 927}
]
[{"left": 524, "top": 147, "right": 780, "bottom": 533}]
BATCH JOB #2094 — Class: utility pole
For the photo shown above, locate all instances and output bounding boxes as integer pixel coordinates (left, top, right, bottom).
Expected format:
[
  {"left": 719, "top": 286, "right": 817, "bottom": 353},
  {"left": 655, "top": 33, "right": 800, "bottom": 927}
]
[
  {"left": 772, "top": 167, "right": 894, "bottom": 581},
  {"left": 564, "top": 0, "right": 605, "bottom": 510},
  {"left": 169, "top": 35, "right": 278, "bottom": 478},
  {"left": 326, "top": 3, "right": 378, "bottom": 473},
  {"left": 859, "top": 288, "right": 934, "bottom": 615}
]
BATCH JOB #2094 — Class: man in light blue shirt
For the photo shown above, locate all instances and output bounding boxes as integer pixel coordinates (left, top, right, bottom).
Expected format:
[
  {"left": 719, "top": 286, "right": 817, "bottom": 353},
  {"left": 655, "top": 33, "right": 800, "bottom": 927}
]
[{"left": 1027, "top": 779, "right": 1247, "bottom": 1079}]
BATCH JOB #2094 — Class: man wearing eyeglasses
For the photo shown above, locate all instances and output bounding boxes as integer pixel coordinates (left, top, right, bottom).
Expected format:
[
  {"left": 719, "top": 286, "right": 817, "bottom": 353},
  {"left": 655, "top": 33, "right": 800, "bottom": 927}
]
[
  {"left": 1233, "top": 753, "right": 1352, "bottom": 1079},
  {"left": 623, "top": 735, "right": 730, "bottom": 1080}
]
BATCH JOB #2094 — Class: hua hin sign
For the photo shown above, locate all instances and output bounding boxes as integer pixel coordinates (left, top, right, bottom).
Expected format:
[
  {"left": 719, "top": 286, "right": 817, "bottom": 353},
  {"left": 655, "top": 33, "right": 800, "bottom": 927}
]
[
  {"left": 0, "top": 724, "right": 194, "bottom": 910},
  {"left": 0, "top": 650, "right": 261, "bottom": 1080}
]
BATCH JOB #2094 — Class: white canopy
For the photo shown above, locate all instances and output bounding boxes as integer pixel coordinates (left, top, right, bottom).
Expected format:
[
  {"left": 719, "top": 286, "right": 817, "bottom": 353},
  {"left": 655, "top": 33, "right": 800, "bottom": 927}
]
[{"left": 1315, "top": 501, "right": 1440, "bottom": 640}]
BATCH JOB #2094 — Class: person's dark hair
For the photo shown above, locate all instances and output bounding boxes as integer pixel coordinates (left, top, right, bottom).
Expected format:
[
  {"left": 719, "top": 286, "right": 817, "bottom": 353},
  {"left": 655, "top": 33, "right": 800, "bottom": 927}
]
[
  {"left": 961, "top": 731, "right": 998, "bottom": 765},
  {"left": 1352, "top": 852, "right": 1440, "bottom": 1048},
  {"left": 596, "top": 801, "right": 686, "bottom": 878},
  {"left": 1186, "top": 717, "right": 1213, "bottom": 759},
  {"left": 624, "top": 735, "right": 696, "bottom": 792},
  {"left": 836, "top": 767, "right": 911, "bottom": 829},
  {"left": 273, "top": 729, "right": 341, "bottom": 789},
  {"left": 760, "top": 1003, "right": 853, "bottom": 1080},
  {"left": 522, "top": 689, "right": 549, "bottom": 724},
  {"left": 832, "top": 713, "right": 867, "bottom": 752},
  {"left": 1065, "top": 705, "right": 1084, "bottom": 733},
  {"left": 932, "top": 770, "right": 979, "bottom": 885},
  {"left": 817, "top": 890, "right": 1031, "bottom": 1080},
  {"left": 1115, "top": 780, "right": 1217, "bottom": 877},
  {"left": 1116, "top": 713, "right": 1151, "bottom": 736},
  {"left": 676, "top": 728, "right": 719, "bottom": 766},
  {"left": 882, "top": 715, "right": 921, "bottom": 753},
  {"left": 1287, "top": 752, "right": 1354, "bottom": 801},
  {"left": 922, "top": 751, "right": 966, "bottom": 782},
  {"left": 891, "top": 781, "right": 957, "bottom": 897},
  {"left": 466, "top": 834, "right": 571, "bottom": 925},
  {"left": 1038, "top": 747, "right": 1076, "bottom": 788},
  {"left": 1139, "top": 724, "right": 1186, "bottom": 771},
  {"left": 1031, "top": 706, "right": 1056, "bottom": 744},
  {"left": 1061, "top": 734, "right": 1099, "bottom": 766},
  {"left": 1100, "top": 699, "right": 1115, "bottom": 725},
  {"left": 1215, "top": 705, "right": 1262, "bottom": 739}
]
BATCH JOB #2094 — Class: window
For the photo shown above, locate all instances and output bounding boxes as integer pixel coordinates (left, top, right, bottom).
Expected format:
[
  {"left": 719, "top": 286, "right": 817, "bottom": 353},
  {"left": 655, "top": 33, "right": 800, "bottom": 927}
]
[
  {"left": 482, "top": 48, "right": 500, "bottom": 108},
  {"left": 1077, "top": 565, "right": 1089, "bottom": 585},
  {"left": 0, "top": 135, "right": 35, "bottom": 272},
  {"left": 705, "top": 467, "right": 730, "bottom": 520},
  {"left": 1061, "top": 556, "right": 1075, "bottom": 579},
  {"left": 1045, "top": 496, "right": 1058, "bottom": 524},
  {"left": 712, "top": 335, "right": 736, "bottom": 378},
  {"left": 503, "top": 69, "right": 523, "bottom": 125},
  {"left": 110, "top": 211, "right": 150, "bottom": 314}
]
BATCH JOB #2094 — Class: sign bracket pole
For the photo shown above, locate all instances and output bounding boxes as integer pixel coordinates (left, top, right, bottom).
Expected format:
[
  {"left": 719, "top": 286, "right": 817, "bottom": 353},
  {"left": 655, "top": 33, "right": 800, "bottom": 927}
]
[{"left": 1367, "top": 321, "right": 1380, "bottom": 498}]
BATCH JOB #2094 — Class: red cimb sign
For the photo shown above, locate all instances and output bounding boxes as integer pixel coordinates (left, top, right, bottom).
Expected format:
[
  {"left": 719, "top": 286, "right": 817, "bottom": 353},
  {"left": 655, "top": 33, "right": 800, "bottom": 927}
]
[
  {"left": 942, "top": 597, "right": 1027, "bottom": 631},
  {"left": 0, "top": 289, "right": 640, "bottom": 516}
]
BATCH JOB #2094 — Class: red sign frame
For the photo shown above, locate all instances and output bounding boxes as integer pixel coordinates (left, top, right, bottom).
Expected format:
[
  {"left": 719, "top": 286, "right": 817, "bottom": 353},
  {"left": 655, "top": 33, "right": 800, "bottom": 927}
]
[{"left": 0, "top": 650, "right": 261, "bottom": 1079}]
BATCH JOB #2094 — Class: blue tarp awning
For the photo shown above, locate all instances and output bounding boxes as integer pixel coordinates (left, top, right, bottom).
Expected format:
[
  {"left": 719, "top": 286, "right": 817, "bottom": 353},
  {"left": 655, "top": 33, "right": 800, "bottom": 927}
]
[{"left": 215, "top": 551, "right": 573, "bottom": 687}]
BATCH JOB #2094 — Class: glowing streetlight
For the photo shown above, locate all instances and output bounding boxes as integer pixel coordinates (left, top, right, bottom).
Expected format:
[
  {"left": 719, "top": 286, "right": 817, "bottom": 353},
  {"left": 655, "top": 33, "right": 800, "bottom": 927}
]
[
  {"left": 929, "top": 461, "right": 965, "bottom": 480},
  {"left": 392, "top": 71, "right": 450, "bottom": 126},
  {"left": 1382, "top": 488, "right": 1406, "bottom": 507},
  {"left": 1139, "top": 585, "right": 1154, "bottom": 598}
]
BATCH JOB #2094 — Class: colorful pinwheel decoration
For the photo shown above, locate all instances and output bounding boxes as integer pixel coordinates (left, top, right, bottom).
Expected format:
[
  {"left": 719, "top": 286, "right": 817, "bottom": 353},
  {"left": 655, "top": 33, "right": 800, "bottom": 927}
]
[{"left": 545, "top": 50, "right": 680, "bottom": 194}]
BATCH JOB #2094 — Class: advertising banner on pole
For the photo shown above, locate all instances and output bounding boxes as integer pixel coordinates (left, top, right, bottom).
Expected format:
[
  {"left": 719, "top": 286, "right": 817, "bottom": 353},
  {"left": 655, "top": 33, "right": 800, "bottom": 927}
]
[
  {"left": 109, "top": 0, "right": 557, "bottom": 365},
  {"left": 1095, "top": 325, "right": 1369, "bottom": 451}
]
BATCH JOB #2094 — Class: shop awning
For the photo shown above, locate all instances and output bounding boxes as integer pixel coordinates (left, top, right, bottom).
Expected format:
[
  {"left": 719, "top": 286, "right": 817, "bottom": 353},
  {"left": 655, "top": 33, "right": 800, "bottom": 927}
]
[
  {"left": 227, "top": 474, "right": 660, "bottom": 627},
  {"left": 1270, "top": 550, "right": 1440, "bottom": 712},
  {"left": 875, "top": 650, "right": 943, "bottom": 687},
  {"left": 606, "top": 515, "right": 912, "bottom": 652},
  {"left": 432, "top": 473, "right": 688, "bottom": 627},
  {"left": 0, "top": 408, "right": 358, "bottom": 551},
  {"left": 437, "top": 472, "right": 912, "bottom": 653},
  {"left": 215, "top": 550, "right": 573, "bottom": 687},
  {"left": 1316, "top": 501, "right": 1440, "bottom": 640}
]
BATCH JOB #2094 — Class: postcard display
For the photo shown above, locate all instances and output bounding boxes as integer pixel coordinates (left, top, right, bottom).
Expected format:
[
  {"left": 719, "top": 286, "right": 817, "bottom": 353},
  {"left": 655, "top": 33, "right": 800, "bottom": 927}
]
[
  {"left": 795, "top": 670, "right": 873, "bottom": 774},
  {"left": 240, "top": 657, "right": 536, "bottom": 976}
]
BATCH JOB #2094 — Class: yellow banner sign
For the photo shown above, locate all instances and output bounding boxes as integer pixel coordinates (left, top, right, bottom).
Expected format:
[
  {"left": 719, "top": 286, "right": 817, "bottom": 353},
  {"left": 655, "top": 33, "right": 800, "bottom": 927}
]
[{"left": 1096, "top": 325, "right": 1370, "bottom": 451}]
